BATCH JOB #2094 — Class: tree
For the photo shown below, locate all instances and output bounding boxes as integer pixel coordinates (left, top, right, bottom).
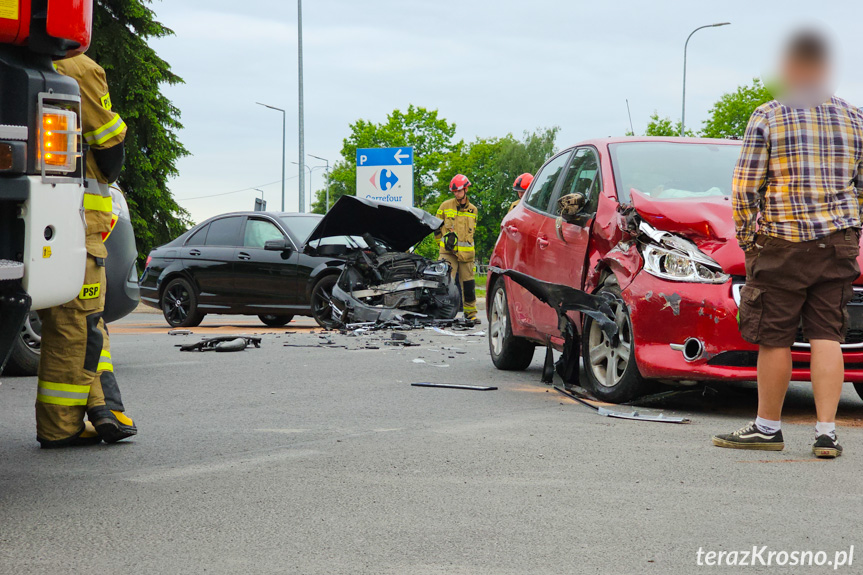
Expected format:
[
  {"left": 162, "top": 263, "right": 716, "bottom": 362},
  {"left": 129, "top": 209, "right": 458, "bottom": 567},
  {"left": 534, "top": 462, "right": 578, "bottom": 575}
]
[
  {"left": 700, "top": 78, "right": 773, "bottom": 139},
  {"left": 89, "top": 0, "right": 190, "bottom": 259},
  {"left": 311, "top": 105, "right": 457, "bottom": 214},
  {"left": 642, "top": 112, "right": 695, "bottom": 137},
  {"left": 432, "top": 128, "right": 559, "bottom": 263}
]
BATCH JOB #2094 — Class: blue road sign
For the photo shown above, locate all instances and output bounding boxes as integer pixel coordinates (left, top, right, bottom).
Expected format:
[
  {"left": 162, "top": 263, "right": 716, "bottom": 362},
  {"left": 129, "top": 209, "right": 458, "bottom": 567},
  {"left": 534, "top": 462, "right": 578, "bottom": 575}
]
[
  {"left": 356, "top": 147, "right": 413, "bottom": 167},
  {"left": 356, "top": 147, "right": 414, "bottom": 208}
]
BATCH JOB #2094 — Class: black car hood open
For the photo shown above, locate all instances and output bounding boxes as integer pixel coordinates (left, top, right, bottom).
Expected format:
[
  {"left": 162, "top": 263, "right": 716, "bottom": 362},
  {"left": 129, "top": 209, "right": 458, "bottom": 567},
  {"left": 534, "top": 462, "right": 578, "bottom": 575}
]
[{"left": 305, "top": 195, "right": 443, "bottom": 252}]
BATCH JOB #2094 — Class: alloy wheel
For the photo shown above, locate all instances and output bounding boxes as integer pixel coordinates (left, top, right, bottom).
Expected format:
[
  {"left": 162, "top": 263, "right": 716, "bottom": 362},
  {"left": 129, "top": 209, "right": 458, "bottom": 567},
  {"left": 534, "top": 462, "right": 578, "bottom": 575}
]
[
  {"left": 164, "top": 283, "right": 191, "bottom": 325},
  {"left": 489, "top": 287, "right": 508, "bottom": 357},
  {"left": 20, "top": 312, "right": 41, "bottom": 350},
  {"left": 587, "top": 300, "right": 633, "bottom": 389}
]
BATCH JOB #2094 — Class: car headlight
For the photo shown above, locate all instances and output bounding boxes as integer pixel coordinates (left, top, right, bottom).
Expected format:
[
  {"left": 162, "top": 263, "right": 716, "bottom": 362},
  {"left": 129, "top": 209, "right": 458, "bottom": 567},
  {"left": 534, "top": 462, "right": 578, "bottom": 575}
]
[{"left": 642, "top": 244, "right": 729, "bottom": 283}]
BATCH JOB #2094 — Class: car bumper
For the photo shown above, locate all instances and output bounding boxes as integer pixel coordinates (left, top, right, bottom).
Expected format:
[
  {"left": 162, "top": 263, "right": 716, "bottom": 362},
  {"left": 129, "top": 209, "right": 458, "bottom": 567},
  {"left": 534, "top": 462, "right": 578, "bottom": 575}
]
[{"left": 621, "top": 272, "right": 863, "bottom": 383}]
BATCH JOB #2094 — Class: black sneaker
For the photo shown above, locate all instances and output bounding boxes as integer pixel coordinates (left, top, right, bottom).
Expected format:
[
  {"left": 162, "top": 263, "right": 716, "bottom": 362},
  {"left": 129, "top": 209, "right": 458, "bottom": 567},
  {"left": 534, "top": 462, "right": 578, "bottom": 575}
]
[
  {"left": 813, "top": 434, "right": 842, "bottom": 459},
  {"left": 712, "top": 422, "right": 784, "bottom": 451}
]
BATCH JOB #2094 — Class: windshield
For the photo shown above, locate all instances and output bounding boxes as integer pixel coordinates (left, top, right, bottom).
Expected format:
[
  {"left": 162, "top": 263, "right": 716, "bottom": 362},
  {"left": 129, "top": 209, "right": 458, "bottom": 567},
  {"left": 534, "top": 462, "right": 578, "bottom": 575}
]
[
  {"left": 609, "top": 142, "right": 741, "bottom": 204},
  {"left": 280, "top": 215, "right": 370, "bottom": 249}
]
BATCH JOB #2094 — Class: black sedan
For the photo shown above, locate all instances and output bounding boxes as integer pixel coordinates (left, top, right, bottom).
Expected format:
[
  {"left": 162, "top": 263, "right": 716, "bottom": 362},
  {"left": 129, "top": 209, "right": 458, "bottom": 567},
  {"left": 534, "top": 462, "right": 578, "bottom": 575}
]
[{"left": 139, "top": 212, "right": 354, "bottom": 328}]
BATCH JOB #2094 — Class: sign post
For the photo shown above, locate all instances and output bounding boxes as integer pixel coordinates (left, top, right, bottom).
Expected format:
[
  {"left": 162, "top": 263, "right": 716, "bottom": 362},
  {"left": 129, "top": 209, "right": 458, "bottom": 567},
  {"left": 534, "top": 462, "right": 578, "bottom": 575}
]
[{"left": 356, "top": 147, "right": 414, "bottom": 209}]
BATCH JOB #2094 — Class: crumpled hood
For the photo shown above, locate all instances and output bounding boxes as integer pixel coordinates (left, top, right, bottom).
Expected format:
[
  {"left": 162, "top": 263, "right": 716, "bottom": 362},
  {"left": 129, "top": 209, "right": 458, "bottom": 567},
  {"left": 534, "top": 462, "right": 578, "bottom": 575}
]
[
  {"left": 306, "top": 195, "right": 442, "bottom": 252},
  {"left": 630, "top": 191, "right": 745, "bottom": 275}
]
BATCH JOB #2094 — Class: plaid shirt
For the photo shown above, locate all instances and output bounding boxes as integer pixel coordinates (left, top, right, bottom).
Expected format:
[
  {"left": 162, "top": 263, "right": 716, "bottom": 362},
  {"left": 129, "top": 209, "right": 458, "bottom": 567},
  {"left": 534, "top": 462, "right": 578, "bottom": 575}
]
[{"left": 733, "top": 96, "right": 863, "bottom": 252}]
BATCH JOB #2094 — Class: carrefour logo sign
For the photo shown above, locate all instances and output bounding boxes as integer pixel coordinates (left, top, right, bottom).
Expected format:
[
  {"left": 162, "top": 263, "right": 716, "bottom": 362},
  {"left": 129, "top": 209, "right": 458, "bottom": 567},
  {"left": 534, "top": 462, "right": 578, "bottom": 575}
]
[{"left": 369, "top": 168, "right": 399, "bottom": 191}]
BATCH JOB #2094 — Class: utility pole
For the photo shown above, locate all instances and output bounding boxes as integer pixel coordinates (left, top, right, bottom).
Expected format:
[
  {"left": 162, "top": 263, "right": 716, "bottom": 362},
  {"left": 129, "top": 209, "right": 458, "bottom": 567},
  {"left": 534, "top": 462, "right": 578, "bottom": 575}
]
[
  {"left": 681, "top": 22, "right": 730, "bottom": 136},
  {"left": 255, "top": 102, "right": 286, "bottom": 211},
  {"left": 298, "top": 0, "right": 306, "bottom": 212},
  {"left": 308, "top": 154, "right": 330, "bottom": 211}
]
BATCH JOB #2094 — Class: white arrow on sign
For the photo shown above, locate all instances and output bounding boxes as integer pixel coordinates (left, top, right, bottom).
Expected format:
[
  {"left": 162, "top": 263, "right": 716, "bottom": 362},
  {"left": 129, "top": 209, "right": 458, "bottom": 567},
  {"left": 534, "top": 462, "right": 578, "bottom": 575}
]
[{"left": 394, "top": 148, "right": 410, "bottom": 165}]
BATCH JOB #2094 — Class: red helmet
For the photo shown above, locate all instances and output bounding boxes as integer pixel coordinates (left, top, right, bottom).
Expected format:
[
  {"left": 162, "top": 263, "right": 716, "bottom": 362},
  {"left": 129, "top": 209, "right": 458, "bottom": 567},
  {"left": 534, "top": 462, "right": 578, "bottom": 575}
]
[
  {"left": 513, "top": 173, "right": 534, "bottom": 192},
  {"left": 449, "top": 174, "right": 471, "bottom": 192}
]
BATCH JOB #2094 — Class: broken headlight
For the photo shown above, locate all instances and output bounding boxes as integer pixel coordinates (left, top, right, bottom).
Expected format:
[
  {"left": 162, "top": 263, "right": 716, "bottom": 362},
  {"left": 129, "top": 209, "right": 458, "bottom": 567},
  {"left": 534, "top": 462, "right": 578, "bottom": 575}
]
[
  {"left": 423, "top": 261, "right": 449, "bottom": 279},
  {"left": 639, "top": 221, "right": 729, "bottom": 284}
]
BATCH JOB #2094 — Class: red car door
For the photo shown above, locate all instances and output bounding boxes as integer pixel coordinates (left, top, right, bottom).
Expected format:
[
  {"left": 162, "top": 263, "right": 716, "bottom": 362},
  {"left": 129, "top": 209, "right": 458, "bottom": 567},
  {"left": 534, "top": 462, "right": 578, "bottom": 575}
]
[
  {"left": 536, "top": 147, "right": 603, "bottom": 343},
  {"left": 504, "top": 149, "right": 573, "bottom": 338}
]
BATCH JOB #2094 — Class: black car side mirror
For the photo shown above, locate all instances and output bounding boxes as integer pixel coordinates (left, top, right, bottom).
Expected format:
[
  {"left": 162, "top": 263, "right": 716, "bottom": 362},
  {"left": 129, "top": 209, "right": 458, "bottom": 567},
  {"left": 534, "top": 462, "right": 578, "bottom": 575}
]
[
  {"left": 557, "top": 193, "right": 587, "bottom": 224},
  {"left": 264, "top": 238, "right": 291, "bottom": 252}
]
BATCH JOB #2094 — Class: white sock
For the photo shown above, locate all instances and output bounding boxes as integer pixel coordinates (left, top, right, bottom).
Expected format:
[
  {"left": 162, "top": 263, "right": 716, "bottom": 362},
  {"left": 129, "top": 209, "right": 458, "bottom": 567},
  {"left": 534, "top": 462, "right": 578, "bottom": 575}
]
[
  {"left": 755, "top": 416, "right": 781, "bottom": 434},
  {"left": 815, "top": 421, "right": 836, "bottom": 439}
]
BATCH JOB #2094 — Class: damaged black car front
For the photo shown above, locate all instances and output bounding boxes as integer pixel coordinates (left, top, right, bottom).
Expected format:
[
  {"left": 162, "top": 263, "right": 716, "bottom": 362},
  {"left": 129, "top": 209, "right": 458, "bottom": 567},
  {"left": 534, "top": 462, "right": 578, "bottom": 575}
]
[{"left": 304, "top": 196, "right": 461, "bottom": 327}]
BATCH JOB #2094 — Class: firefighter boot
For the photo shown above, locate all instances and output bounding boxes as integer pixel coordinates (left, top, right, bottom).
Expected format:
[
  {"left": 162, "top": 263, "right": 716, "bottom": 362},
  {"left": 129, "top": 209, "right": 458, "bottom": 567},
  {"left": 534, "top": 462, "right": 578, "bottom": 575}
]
[
  {"left": 91, "top": 409, "right": 137, "bottom": 444},
  {"left": 39, "top": 421, "right": 101, "bottom": 449}
]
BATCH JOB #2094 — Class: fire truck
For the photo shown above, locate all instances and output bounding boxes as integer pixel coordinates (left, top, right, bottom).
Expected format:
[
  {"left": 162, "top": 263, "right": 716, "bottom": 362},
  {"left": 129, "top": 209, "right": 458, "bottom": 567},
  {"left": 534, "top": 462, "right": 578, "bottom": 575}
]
[{"left": 0, "top": 0, "right": 95, "bottom": 373}]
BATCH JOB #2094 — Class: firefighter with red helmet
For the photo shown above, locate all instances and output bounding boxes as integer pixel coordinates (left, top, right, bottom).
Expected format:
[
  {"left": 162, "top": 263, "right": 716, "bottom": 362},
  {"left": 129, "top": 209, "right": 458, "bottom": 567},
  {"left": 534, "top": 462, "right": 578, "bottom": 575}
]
[
  {"left": 509, "top": 173, "right": 533, "bottom": 212},
  {"left": 35, "top": 54, "right": 137, "bottom": 448},
  {"left": 435, "top": 175, "right": 479, "bottom": 321}
]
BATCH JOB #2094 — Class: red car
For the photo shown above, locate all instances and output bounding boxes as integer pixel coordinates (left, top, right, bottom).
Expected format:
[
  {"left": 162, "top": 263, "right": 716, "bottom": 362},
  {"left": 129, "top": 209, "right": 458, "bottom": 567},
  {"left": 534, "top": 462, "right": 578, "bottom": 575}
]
[{"left": 487, "top": 137, "right": 863, "bottom": 403}]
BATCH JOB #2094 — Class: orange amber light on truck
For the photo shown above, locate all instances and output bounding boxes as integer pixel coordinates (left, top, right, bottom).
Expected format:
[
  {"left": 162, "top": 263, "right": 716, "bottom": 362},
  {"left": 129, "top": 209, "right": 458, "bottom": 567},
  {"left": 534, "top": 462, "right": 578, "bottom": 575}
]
[{"left": 39, "top": 109, "right": 77, "bottom": 173}]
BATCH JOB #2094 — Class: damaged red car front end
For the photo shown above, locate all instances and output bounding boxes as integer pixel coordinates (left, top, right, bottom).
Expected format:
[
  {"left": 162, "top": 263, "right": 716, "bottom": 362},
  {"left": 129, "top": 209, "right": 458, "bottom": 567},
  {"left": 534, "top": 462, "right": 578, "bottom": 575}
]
[{"left": 488, "top": 137, "right": 863, "bottom": 402}]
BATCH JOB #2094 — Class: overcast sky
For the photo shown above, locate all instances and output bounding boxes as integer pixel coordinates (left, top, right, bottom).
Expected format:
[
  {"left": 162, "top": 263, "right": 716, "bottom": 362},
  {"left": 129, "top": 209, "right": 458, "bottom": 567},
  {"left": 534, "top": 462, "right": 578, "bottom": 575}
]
[{"left": 150, "top": 0, "right": 863, "bottom": 225}]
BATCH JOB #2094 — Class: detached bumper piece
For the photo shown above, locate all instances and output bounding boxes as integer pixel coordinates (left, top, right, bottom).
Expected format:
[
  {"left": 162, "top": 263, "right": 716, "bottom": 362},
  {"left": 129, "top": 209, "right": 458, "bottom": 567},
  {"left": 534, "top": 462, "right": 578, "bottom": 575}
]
[
  {"left": 178, "top": 335, "right": 262, "bottom": 352},
  {"left": 554, "top": 386, "right": 691, "bottom": 424}
]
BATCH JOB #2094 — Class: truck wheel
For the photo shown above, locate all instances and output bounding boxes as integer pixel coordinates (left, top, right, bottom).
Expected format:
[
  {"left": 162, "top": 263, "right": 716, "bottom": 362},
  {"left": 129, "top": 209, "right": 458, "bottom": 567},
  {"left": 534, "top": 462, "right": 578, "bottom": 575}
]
[
  {"left": 311, "top": 275, "right": 339, "bottom": 329},
  {"left": 161, "top": 277, "right": 205, "bottom": 328},
  {"left": 854, "top": 383, "right": 863, "bottom": 403},
  {"left": 3, "top": 312, "right": 41, "bottom": 376},
  {"left": 581, "top": 284, "right": 649, "bottom": 403},
  {"left": 259, "top": 314, "right": 293, "bottom": 327},
  {"left": 488, "top": 277, "right": 535, "bottom": 370}
]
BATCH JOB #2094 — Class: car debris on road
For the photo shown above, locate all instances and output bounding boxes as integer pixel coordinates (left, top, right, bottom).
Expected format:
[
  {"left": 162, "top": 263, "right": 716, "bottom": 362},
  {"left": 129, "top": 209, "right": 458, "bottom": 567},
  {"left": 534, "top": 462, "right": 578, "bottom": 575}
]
[{"left": 178, "top": 335, "right": 262, "bottom": 352}]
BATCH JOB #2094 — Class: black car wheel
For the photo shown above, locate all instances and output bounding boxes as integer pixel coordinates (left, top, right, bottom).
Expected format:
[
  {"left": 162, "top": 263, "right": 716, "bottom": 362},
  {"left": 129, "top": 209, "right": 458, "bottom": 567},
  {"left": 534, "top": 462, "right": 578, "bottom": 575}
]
[
  {"left": 161, "top": 277, "right": 205, "bottom": 328},
  {"left": 581, "top": 283, "right": 650, "bottom": 402},
  {"left": 311, "top": 274, "right": 339, "bottom": 329},
  {"left": 488, "top": 277, "right": 535, "bottom": 370},
  {"left": 3, "top": 312, "right": 42, "bottom": 376},
  {"left": 259, "top": 314, "right": 294, "bottom": 327},
  {"left": 854, "top": 383, "right": 863, "bottom": 403}
]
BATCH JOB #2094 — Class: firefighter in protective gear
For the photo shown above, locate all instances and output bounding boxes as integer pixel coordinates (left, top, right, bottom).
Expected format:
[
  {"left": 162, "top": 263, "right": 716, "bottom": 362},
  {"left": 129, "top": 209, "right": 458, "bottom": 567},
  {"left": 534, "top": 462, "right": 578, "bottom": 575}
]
[
  {"left": 508, "top": 173, "right": 533, "bottom": 212},
  {"left": 435, "top": 175, "right": 479, "bottom": 321},
  {"left": 36, "top": 54, "right": 137, "bottom": 448}
]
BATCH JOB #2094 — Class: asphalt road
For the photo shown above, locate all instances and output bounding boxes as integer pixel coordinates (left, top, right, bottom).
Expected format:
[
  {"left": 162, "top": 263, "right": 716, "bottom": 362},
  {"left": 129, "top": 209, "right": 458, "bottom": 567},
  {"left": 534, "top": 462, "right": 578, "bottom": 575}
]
[{"left": 2, "top": 312, "right": 863, "bottom": 574}]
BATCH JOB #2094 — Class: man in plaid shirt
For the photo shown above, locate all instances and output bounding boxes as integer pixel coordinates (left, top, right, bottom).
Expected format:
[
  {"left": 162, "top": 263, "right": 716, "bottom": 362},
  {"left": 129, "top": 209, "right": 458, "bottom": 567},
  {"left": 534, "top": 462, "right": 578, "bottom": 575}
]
[{"left": 713, "top": 31, "right": 863, "bottom": 458}]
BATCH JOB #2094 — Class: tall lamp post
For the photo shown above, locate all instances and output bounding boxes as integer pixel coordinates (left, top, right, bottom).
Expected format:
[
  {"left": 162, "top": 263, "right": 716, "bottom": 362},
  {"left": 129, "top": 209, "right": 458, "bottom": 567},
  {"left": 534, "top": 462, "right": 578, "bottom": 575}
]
[
  {"left": 255, "top": 102, "right": 286, "bottom": 211},
  {"left": 292, "top": 162, "right": 325, "bottom": 211},
  {"left": 681, "top": 22, "right": 730, "bottom": 136},
  {"left": 308, "top": 154, "right": 330, "bottom": 212},
  {"left": 297, "top": 0, "right": 306, "bottom": 212}
]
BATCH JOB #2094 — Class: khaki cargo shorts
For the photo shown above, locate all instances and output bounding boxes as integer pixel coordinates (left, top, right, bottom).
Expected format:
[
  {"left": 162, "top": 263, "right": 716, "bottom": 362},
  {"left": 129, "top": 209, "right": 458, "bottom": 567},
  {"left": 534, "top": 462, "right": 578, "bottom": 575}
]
[{"left": 738, "top": 229, "right": 861, "bottom": 347}]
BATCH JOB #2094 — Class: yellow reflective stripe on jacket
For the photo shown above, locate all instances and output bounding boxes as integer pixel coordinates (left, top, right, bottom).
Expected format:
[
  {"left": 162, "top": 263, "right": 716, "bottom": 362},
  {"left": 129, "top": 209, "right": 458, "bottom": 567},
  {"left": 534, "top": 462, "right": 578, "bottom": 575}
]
[
  {"left": 36, "top": 380, "right": 90, "bottom": 406},
  {"left": 456, "top": 211, "right": 476, "bottom": 219},
  {"left": 97, "top": 350, "right": 113, "bottom": 373},
  {"left": 83, "top": 113, "right": 126, "bottom": 146},
  {"left": 439, "top": 241, "right": 475, "bottom": 252},
  {"left": 83, "top": 193, "right": 113, "bottom": 212},
  {"left": 442, "top": 209, "right": 458, "bottom": 218}
]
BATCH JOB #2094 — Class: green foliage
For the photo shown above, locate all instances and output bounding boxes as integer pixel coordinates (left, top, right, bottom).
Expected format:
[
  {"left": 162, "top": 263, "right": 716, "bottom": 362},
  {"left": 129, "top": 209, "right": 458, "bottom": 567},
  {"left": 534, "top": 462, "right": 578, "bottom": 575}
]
[
  {"left": 435, "top": 128, "right": 559, "bottom": 263},
  {"left": 89, "top": 0, "right": 190, "bottom": 259},
  {"left": 643, "top": 112, "right": 695, "bottom": 137},
  {"left": 700, "top": 78, "right": 773, "bottom": 139},
  {"left": 311, "top": 105, "right": 456, "bottom": 214}
]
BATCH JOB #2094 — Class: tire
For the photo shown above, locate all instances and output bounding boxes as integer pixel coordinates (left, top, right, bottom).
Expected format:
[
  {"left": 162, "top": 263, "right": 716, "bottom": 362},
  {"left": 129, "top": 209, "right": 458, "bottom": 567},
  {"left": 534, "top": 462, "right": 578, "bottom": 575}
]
[
  {"left": 488, "top": 277, "right": 535, "bottom": 370},
  {"left": 259, "top": 314, "right": 293, "bottom": 327},
  {"left": 3, "top": 312, "right": 41, "bottom": 376},
  {"left": 581, "top": 284, "right": 649, "bottom": 403},
  {"left": 854, "top": 383, "right": 863, "bottom": 403},
  {"left": 161, "top": 277, "right": 205, "bottom": 328},
  {"left": 311, "top": 274, "right": 339, "bottom": 329}
]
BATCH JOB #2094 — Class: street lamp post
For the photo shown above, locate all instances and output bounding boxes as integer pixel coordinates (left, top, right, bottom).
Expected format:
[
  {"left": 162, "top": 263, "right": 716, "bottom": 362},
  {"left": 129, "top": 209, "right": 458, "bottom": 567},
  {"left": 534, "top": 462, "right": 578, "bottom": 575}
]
[
  {"left": 681, "top": 22, "right": 730, "bottom": 137},
  {"left": 297, "top": 0, "right": 305, "bottom": 212},
  {"left": 255, "top": 102, "right": 286, "bottom": 211},
  {"left": 308, "top": 154, "right": 330, "bottom": 212},
  {"left": 292, "top": 162, "right": 325, "bottom": 211}
]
